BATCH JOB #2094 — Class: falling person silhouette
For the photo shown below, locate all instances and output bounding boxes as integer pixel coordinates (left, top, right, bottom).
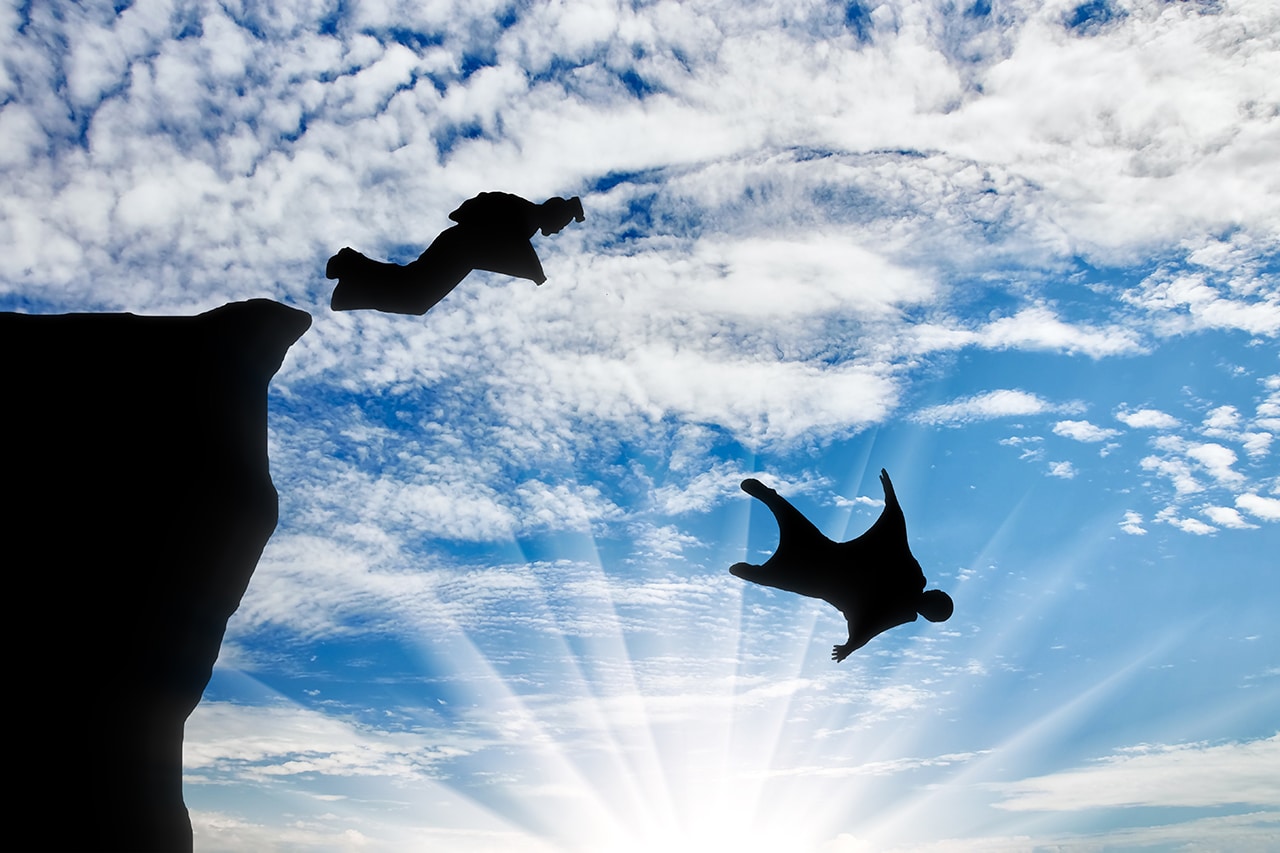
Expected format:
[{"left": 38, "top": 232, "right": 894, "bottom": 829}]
[
  {"left": 730, "top": 470, "right": 953, "bottom": 661},
  {"left": 327, "top": 192, "right": 585, "bottom": 315}
]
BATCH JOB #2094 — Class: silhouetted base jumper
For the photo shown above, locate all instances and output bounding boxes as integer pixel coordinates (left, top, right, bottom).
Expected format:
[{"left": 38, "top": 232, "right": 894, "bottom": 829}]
[
  {"left": 731, "top": 470, "right": 953, "bottom": 661},
  {"left": 327, "top": 193, "right": 584, "bottom": 315}
]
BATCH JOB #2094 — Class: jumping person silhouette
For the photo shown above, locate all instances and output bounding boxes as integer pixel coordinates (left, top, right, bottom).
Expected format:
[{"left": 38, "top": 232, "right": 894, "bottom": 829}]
[
  {"left": 327, "top": 192, "right": 585, "bottom": 315},
  {"left": 731, "top": 470, "right": 953, "bottom": 661}
]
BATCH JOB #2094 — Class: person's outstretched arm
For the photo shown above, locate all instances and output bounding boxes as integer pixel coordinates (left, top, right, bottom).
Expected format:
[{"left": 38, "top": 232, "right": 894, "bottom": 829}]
[
  {"left": 730, "top": 478, "right": 831, "bottom": 599},
  {"left": 470, "top": 238, "right": 547, "bottom": 284}
]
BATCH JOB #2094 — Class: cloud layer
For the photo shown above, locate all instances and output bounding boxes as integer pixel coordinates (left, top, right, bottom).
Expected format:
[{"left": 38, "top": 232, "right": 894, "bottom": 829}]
[{"left": 7, "top": 1, "right": 1280, "bottom": 850}]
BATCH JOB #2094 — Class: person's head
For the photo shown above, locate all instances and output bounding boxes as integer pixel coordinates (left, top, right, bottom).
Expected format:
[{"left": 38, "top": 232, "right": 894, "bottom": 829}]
[
  {"left": 538, "top": 196, "right": 585, "bottom": 236},
  {"left": 917, "top": 589, "right": 954, "bottom": 623}
]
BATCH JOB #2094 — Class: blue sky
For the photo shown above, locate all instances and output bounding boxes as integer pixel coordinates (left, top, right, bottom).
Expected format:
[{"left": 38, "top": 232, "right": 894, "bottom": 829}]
[{"left": 4, "top": 0, "right": 1280, "bottom": 850}]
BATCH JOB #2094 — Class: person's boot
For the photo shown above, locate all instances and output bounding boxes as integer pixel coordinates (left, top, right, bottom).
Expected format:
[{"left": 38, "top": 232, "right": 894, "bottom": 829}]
[{"left": 325, "top": 247, "right": 360, "bottom": 280}]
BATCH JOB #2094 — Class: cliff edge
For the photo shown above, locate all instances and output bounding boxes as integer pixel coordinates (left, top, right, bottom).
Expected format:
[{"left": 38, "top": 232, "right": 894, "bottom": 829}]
[{"left": 1, "top": 299, "right": 311, "bottom": 851}]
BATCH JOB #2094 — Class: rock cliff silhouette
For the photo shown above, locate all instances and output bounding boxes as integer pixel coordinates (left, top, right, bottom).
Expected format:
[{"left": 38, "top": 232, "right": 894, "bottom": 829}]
[{"left": 1, "top": 299, "right": 310, "bottom": 852}]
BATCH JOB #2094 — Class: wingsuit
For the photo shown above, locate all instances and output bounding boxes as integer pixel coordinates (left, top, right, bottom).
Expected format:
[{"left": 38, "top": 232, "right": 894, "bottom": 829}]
[{"left": 731, "top": 470, "right": 954, "bottom": 661}]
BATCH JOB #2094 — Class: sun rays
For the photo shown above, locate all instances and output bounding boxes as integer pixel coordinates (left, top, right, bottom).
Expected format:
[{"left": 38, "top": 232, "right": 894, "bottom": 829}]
[
  {"left": 190, "top": 433, "right": 1280, "bottom": 852},
  {"left": 365, "top": 483, "right": 967, "bottom": 850},
  {"left": 199, "top": 457, "right": 981, "bottom": 849},
  {"left": 189, "top": 366, "right": 1280, "bottom": 851}
]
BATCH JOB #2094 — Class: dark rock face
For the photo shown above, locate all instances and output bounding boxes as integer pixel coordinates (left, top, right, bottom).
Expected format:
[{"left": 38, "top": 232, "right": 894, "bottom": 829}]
[{"left": 1, "top": 299, "right": 310, "bottom": 852}]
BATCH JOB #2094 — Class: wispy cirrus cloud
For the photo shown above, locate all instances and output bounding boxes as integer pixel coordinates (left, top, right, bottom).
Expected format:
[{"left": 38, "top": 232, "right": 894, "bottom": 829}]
[
  {"left": 912, "top": 306, "right": 1144, "bottom": 358},
  {"left": 993, "top": 734, "right": 1280, "bottom": 811},
  {"left": 913, "top": 390, "right": 1084, "bottom": 426},
  {"left": 184, "top": 701, "right": 466, "bottom": 784},
  {"left": 865, "top": 812, "right": 1280, "bottom": 853}
]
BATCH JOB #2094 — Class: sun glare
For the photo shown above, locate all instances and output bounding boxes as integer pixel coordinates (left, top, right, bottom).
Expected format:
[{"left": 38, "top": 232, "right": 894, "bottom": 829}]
[{"left": 369, "top": 519, "right": 906, "bottom": 850}]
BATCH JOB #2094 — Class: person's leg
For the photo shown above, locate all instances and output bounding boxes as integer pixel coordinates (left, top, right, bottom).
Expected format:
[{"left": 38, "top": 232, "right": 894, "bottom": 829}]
[
  {"left": 395, "top": 228, "right": 478, "bottom": 314},
  {"left": 329, "top": 249, "right": 415, "bottom": 312},
  {"left": 328, "top": 242, "right": 469, "bottom": 316}
]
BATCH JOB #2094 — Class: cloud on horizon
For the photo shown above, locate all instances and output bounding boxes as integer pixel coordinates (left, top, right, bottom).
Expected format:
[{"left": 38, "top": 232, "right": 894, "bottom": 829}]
[{"left": 993, "top": 734, "right": 1280, "bottom": 812}]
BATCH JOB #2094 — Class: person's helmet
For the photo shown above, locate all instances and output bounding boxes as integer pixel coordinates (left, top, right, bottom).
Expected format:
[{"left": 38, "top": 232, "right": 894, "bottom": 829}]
[
  {"left": 917, "top": 589, "right": 954, "bottom": 622},
  {"left": 539, "top": 196, "right": 586, "bottom": 235}
]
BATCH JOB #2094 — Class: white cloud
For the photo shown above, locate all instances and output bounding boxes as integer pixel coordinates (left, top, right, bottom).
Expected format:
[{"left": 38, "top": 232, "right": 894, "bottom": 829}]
[
  {"left": 523, "top": 343, "right": 901, "bottom": 447},
  {"left": 1126, "top": 271, "right": 1280, "bottom": 338},
  {"left": 999, "top": 434, "right": 1045, "bottom": 461},
  {"left": 652, "top": 463, "right": 752, "bottom": 515},
  {"left": 911, "top": 306, "right": 1145, "bottom": 358},
  {"left": 232, "top": 527, "right": 750, "bottom": 644},
  {"left": 184, "top": 701, "right": 462, "bottom": 783},
  {"left": 1202, "top": 506, "right": 1257, "bottom": 530},
  {"left": 994, "top": 735, "right": 1280, "bottom": 811},
  {"left": 653, "top": 464, "right": 830, "bottom": 516},
  {"left": 683, "top": 236, "right": 936, "bottom": 320},
  {"left": 1236, "top": 492, "right": 1280, "bottom": 522},
  {"left": 1119, "top": 511, "right": 1146, "bottom": 535},
  {"left": 1046, "top": 460, "right": 1075, "bottom": 479},
  {"left": 974, "top": 306, "right": 1143, "bottom": 357},
  {"left": 0, "top": 103, "right": 45, "bottom": 169},
  {"left": 1184, "top": 441, "right": 1244, "bottom": 486},
  {"left": 1154, "top": 506, "right": 1215, "bottom": 535},
  {"left": 1202, "top": 404, "right": 1241, "bottom": 435},
  {"left": 515, "top": 480, "right": 622, "bottom": 531},
  {"left": 1053, "top": 419, "right": 1120, "bottom": 442},
  {"left": 885, "top": 812, "right": 1280, "bottom": 853},
  {"left": 1116, "top": 407, "right": 1180, "bottom": 429},
  {"left": 1140, "top": 456, "right": 1203, "bottom": 495},
  {"left": 630, "top": 522, "right": 700, "bottom": 560},
  {"left": 751, "top": 749, "right": 986, "bottom": 781},
  {"left": 914, "top": 390, "right": 1083, "bottom": 426},
  {"left": 190, "top": 811, "right": 380, "bottom": 853},
  {"left": 834, "top": 494, "right": 885, "bottom": 510},
  {"left": 1242, "top": 431, "right": 1273, "bottom": 458}
]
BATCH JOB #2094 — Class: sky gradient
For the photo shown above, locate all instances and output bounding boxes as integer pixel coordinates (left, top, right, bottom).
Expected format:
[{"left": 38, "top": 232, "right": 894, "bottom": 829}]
[{"left": 3, "top": 1, "right": 1279, "bottom": 850}]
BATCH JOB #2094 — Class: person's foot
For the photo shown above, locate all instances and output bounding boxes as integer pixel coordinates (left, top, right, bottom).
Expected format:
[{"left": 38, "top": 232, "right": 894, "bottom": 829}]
[
  {"left": 832, "top": 643, "right": 853, "bottom": 663},
  {"left": 740, "top": 478, "right": 770, "bottom": 499},
  {"left": 326, "top": 247, "right": 359, "bottom": 279}
]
